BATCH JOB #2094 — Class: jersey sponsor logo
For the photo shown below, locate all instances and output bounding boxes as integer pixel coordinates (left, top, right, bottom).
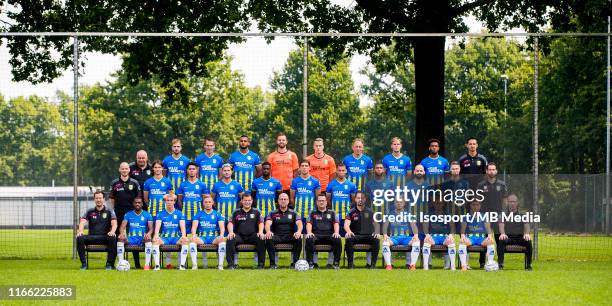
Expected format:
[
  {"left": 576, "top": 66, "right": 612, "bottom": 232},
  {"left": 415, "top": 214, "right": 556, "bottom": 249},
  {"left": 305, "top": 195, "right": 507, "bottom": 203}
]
[
  {"left": 234, "top": 161, "right": 252, "bottom": 168},
  {"left": 257, "top": 189, "right": 275, "bottom": 196},
  {"left": 297, "top": 187, "right": 313, "bottom": 193},
  {"left": 218, "top": 191, "right": 235, "bottom": 198}
]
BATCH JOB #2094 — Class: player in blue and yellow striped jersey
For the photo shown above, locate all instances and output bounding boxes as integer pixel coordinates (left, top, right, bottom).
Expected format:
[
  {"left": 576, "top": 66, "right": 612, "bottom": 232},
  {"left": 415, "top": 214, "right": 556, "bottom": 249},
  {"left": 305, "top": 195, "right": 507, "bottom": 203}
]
[
  {"left": 290, "top": 160, "right": 321, "bottom": 220},
  {"left": 326, "top": 164, "right": 357, "bottom": 230},
  {"left": 423, "top": 198, "right": 457, "bottom": 270},
  {"left": 252, "top": 162, "right": 282, "bottom": 218},
  {"left": 117, "top": 197, "right": 154, "bottom": 269},
  {"left": 177, "top": 162, "right": 208, "bottom": 233},
  {"left": 406, "top": 164, "right": 431, "bottom": 217},
  {"left": 228, "top": 135, "right": 262, "bottom": 192},
  {"left": 151, "top": 194, "right": 190, "bottom": 270},
  {"left": 189, "top": 195, "right": 226, "bottom": 270},
  {"left": 381, "top": 199, "right": 420, "bottom": 270},
  {"left": 162, "top": 138, "right": 191, "bottom": 193},
  {"left": 459, "top": 200, "right": 495, "bottom": 271},
  {"left": 420, "top": 138, "right": 450, "bottom": 188},
  {"left": 342, "top": 138, "right": 373, "bottom": 192},
  {"left": 143, "top": 161, "right": 173, "bottom": 218},
  {"left": 194, "top": 138, "right": 224, "bottom": 193},
  {"left": 211, "top": 164, "right": 244, "bottom": 220},
  {"left": 382, "top": 137, "right": 412, "bottom": 187}
]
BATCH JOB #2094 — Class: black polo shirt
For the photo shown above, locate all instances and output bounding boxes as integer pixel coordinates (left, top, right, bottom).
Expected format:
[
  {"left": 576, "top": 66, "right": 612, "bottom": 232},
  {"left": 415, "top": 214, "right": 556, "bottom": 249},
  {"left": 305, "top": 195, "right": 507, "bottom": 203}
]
[
  {"left": 477, "top": 178, "right": 507, "bottom": 214},
  {"left": 109, "top": 177, "right": 141, "bottom": 213},
  {"left": 229, "top": 208, "right": 263, "bottom": 236},
  {"left": 266, "top": 208, "right": 298, "bottom": 236},
  {"left": 502, "top": 210, "right": 526, "bottom": 235},
  {"left": 308, "top": 209, "right": 338, "bottom": 236},
  {"left": 458, "top": 153, "right": 487, "bottom": 188},
  {"left": 346, "top": 207, "right": 375, "bottom": 235},
  {"left": 81, "top": 206, "right": 117, "bottom": 235},
  {"left": 129, "top": 162, "right": 152, "bottom": 190}
]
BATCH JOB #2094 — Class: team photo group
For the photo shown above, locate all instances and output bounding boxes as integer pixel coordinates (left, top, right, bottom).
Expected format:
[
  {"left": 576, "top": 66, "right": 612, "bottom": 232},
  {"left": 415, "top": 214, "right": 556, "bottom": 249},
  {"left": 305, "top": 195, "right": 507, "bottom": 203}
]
[{"left": 77, "top": 133, "right": 533, "bottom": 272}]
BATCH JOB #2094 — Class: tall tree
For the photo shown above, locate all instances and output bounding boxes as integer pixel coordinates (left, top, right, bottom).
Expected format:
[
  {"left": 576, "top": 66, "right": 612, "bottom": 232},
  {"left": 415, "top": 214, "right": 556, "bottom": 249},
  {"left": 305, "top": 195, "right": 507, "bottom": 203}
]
[{"left": 246, "top": 0, "right": 600, "bottom": 161}]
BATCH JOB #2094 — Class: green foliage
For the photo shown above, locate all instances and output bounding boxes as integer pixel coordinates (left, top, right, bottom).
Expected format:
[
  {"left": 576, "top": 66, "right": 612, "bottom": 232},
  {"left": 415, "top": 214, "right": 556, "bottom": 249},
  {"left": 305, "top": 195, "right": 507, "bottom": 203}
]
[
  {"left": 264, "top": 48, "right": 365, "bottom": 159},
  {"left": 0, "top": 94, "right": 72, "bottom": 186}
]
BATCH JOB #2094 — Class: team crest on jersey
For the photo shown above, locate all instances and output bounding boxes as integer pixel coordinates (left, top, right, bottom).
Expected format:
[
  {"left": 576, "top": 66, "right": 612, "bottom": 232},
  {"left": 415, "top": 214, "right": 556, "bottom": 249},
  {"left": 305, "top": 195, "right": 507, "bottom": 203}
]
[
  {"left": 180, "top": 161, "right": 184, "bottom": 165},
  {"left": 364, "top": 212, "right": 369, "bottom": 218},
  {"left": 211, "top": 215, "right": 215, "bottom": 220},
  {"left": 230, "top": 185, "right": 234, "bottom": 190},
  {"left": 128, "top": 184, "right": 133, "bottom": 190},
  {"left": 308, "top": 181, "right": 312, "bottom": 186},
  {"left": 249, "top": 213, "right": 255, "bottom": 219},
  {"left": 174, "top": 215, "right": 177, "bottom": 219},
  {"left": 196, "top": 185, "right": 199, "bottom": 190},
  {"left": 146, "top": 170, "right": 151, "bottom": 175},
  {"left": 344, "top": 185, "right": 348, "bottom": 190},
  {"left": 288, "top": 214, "right": 292, "bottom": 219},
  {"left": 247, "top": 156, "right": 252, "bottom": 160},
  {"left": 102, "top": 213, "right": 107, "bottom": 219},
  {"left": 323, "top": 159, "right": 328, "bottom": 165},
  {"left": 161, "top": 182, "right": 165, "bottom": 187},
  {"left": 360, "top": 160, "right": 364, "bottom": 165},
  {"left": 476, "top": 160, "right": 482, "bottom": 166},
  {"left": 269, "top": 182, "right": 273, "bottom": 187},
  {"left": 399, "top": 160, "right": 403, "bottom": 164},
  {"left": 141, "top": 216, "right": 145, "bottom": 221},
  {"left": 438, "top": 160, "right": 442, "bottom": 165},
  {"left": 325, "top": 213, "right": 331, "bottom": 219},
  {"left": 496, "top": 185, "right": 501, "bottom": 191},
  {"left": 483, "top": 185, "right": 488, "bottom": 192}
]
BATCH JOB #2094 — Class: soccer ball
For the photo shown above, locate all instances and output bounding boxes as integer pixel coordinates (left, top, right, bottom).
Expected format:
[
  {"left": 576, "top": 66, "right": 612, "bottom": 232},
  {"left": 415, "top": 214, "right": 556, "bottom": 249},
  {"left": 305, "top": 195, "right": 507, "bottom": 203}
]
[
  {"left": 116, "top": 260, "right": 131, "bottom": 272},
  {"left": 294, "top": 259, "right": 310, "bottom": 272},
  {"left": 484, "top": 260, "right": 499, "bottom": 272}
]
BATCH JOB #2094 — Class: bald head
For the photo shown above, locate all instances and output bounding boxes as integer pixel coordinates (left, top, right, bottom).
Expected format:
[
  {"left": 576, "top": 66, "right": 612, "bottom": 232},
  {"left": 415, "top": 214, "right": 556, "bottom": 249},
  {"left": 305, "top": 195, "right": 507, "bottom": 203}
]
[
  {"left": 136, "top": 150, "right": 148, "bottom": 167},
  {"left": 119, "top": 162, "right": 130, "bottom": 177}
]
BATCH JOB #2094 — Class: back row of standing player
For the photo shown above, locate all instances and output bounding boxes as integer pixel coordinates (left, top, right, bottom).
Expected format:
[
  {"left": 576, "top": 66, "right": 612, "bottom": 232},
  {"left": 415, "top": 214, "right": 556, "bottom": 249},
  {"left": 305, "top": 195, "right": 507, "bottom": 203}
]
[{"left": 113, "top": 133, "right": 495, "bottom": 230}]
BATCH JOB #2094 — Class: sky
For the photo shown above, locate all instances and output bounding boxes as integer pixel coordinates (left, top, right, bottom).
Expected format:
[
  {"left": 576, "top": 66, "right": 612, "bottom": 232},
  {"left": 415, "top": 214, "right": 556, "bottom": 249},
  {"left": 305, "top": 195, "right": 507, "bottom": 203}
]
[{"left": 0, "top": 13, "right": 496, "bottom": 105}]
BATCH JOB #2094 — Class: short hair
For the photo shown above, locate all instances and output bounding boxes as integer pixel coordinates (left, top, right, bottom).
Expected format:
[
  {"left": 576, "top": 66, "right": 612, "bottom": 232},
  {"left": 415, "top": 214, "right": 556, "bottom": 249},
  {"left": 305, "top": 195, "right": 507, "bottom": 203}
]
[
  {"left": 93, "top": 190, "right": 105, "bottom": 198},
  {"left": 276, "top": 132, "right": 286, "bottom": 139},
  {"left": 262, "top": 161, "right": 271, "bottom": 168},
  {"left": 466, "top": 137, "right": 477, "bottom": 143},
  {"left": 221, "top": 163, "right": 233, "bottom": 171},
  {"left": 241, "top": 193, "right": 253, "bottom": 200},
  {"left": 487, "top": 162, "right": 497, "bottom": 169},
  {"left": 313, "top": 138, "right": 324, "bottom": 144},
  {"left": 506, "top": 192, "right": 518, "bottom": 199},
  {"left": 428, "top": 138, "right": 441, "bottom": 146},
  {"left": 187, "top": 161, "right": 198, "bottom": 168},
  {"left": 374, "top": 161, "right": 384, "bottom": 167},
  {"left": 414, "top": 164, "right": 425, "bottom": 171},
  {"left": 352, "top": 138, "right": 364, "bottom": 146},
  {"left": 151, "top": 160, "right": 163, "bottom": 168},
  {"left": 133, "top": 196, "right": 143, "bottom": 203},
  {"left": 300, "top": 160, "right": 310, "bottom": 166},
  {"left": 239, "top": 135, "right": 249, "bottom": 140},
  {"left": 171, "top": 138, "right": 182, "bottom": 145},
  {"left": 203, "top": 137, "right": 215, "bottom": 145},
  {"left": 391, "top": 137, "right": 402, "bottom": 144},
  {"left": 354, "top": 191, "right": 366, "bottom": 199},
  {"left": 316, "top": 194, "right": 327, "bottom": 200},
  {"left": 202, "top": 194, "right": 214, "bottom": 201},
  {"left": 450, "top": 161, "right": 460, "bottom": 166},
  {"left": 164, "top": 193, "right": 177, "bottom": 201}
]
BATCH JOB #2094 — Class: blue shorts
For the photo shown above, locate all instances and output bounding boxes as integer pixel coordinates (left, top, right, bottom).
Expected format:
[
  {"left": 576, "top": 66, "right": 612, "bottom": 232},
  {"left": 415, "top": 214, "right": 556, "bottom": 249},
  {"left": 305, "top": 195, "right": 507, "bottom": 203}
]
[
  {"left": 431, "top": 234, "right": 448, "bottom": 245},
  {"left": 197, "top": 236, "right": 216, "bottom": 244},
  {"left": 161, "top": 236, "right": 181, "bottom": 245},
  {"left": 127, "top": 236, "right": 144, "bottom": 246},
  {"left": 467, "top": 234, "right": 486, "bottom": 246},
  {"left": 185, "top": 221, "right": 193, "bottom": 234},
  {"left": 390, "top": 235, "right": 413, "bottom": 246}
]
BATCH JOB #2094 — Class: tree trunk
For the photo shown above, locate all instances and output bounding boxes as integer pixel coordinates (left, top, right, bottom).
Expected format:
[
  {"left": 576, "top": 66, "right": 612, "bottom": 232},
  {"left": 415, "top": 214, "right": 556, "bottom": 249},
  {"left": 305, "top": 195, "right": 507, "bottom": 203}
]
[{"left": 413, "top": 36, "right": 446, "bottom": 162}]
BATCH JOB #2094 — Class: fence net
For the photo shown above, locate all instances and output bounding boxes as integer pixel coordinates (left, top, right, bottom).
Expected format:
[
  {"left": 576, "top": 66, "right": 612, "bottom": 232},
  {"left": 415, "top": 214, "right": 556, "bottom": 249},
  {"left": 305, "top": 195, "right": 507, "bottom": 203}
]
[{"left": 0, "top": 34, "right": 610, "bottom": 261}]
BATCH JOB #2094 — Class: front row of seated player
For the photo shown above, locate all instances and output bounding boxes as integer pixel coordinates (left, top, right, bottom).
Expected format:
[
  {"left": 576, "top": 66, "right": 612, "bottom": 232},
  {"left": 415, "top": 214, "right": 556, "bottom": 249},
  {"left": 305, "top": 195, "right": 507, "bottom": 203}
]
[{"left": 95, "top": 192, "right": 533, "bottom": 270}]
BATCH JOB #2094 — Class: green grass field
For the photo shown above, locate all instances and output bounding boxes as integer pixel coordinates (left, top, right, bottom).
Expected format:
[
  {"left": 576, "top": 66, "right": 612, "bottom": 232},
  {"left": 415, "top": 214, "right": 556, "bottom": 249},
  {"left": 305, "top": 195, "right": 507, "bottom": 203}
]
[{"left": 1, "top": 230, "right": 611, "bottom": 305}]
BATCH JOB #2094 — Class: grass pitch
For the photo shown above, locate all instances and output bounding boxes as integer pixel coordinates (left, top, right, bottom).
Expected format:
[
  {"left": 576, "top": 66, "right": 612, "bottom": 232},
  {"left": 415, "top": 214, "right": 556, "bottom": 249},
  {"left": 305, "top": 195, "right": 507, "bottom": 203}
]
[{"left": 0, "top": 230, "right": 610, "bottom": 305}]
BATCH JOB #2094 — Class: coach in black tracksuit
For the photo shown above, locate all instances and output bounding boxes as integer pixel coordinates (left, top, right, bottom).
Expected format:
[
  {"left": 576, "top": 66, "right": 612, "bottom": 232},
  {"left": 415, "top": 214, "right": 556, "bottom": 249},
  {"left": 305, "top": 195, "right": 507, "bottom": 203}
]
[
  {"left": 497, "top": 193, "right": 533, "bottom": 270},
  {"left": 76, "top": 191, "right": 118, "bottom": 270},
  {"left": 305, "top": 194, "right": 342, "bottom": 269},
  {"left": 265, "top": 193, "right": 303, "bottom": 268},
  {"left": 344, "top": 192, "right": 381, "bottom": 269},
  {"left": 226, "top": 194, "right": 266, "bottom": 269}
]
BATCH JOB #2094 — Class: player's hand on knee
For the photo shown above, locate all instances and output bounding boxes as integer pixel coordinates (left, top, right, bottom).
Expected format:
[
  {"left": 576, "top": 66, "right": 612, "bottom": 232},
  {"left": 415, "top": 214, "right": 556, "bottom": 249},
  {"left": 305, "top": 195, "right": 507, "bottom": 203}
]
[
  {"left": 410, "top": 236, "right": 420, "bottom": 245},
  {"left": 424, "top": 234, "right": 434, "bottom": 244},
  {"left": 332, "top": 233, "right": 341, "bottom": 239},
  {"left": 383, "top": 234, "right": 390, "bottom": 242},
  {"left": 305, "top": 233, "right": 314, "bottom": 239},
  {"left": 460, "top": 235, "right": 469, "bottom": 245},
  {"left": 444, "top": 235, "right": 454, "bottom": 245},
  {"left": 499, "top": 234, "right": 508, "bottom": 240},
  {"left": 293, "top": 232, "right": 302, "bottom": 240},
  {"left": 108, "top": 231, "right": 116, "bottom": 237},
  {"left": 372, "top": 233, "right": 381, "bottom": 239},
  {"left": 345, "top": 231, "right": 354, "bottom": 238},
  {"left": 523, "top": 234, "right": 531, "bottom": 241},
  {"left": 118, "top": 233, "right": 126, "bottom": 241},
  {"left": 227, "top": 233, "right": 236, "bottom": 240}
]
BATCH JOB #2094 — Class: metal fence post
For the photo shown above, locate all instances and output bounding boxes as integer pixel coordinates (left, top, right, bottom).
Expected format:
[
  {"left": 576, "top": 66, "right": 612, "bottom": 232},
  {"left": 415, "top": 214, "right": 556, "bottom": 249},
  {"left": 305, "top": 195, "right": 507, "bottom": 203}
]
[
  {"left": 302, "top": 36, "right": 308, "bottom": 158},
  {"left": 533, "top": 36, "right": 539, "bottom": 261},
  {"left": 72, "top": 35, "right": 79, "bottom": 260}
]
